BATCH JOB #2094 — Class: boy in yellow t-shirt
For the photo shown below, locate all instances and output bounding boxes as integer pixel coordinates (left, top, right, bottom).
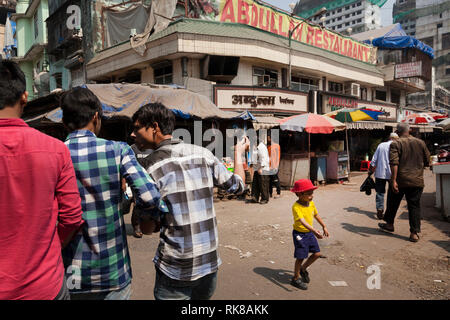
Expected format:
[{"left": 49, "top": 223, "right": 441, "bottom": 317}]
[{"left": 290, "top": 179, "right": 329, "bottom": 290}]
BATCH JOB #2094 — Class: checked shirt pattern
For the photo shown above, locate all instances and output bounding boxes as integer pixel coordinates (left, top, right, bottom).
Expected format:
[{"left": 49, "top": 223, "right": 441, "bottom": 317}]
[
  {"left": 62, "top": 130, "right": 165, "bottom": 293},
  {"left": 141, "top": 139, "right": 244, "bottom": 282}
]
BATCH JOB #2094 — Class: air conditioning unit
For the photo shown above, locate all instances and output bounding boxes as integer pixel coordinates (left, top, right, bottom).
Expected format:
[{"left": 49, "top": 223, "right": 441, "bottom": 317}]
[{"left": 344, "top": 82, "right": 360, "bottom": 97}]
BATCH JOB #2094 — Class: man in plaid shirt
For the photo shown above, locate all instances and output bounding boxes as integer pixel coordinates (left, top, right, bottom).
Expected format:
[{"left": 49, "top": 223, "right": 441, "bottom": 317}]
[
  {"left": 61, "top": 88, "right": 166, "bottom": 300},
  {"left": 131, "top": 103, "right": 249, "bottom": 300}
]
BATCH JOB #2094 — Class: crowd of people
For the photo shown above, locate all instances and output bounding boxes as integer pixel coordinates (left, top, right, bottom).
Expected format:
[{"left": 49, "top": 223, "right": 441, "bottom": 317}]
[{"left": 0, "top": 60, "right": 432, "bottom": 300}]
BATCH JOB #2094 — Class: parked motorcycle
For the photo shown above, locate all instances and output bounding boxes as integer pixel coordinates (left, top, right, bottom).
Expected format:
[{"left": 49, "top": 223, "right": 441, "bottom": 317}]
[{"left": 436, "top": 144, "right": 450, "bottom": 163}]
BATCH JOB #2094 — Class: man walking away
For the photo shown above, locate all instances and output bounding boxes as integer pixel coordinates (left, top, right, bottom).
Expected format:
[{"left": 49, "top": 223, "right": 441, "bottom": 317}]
[
  {"left": 379, "top": 123, "right": 430, "bottom": 242},
  {"left": 0, "top": 61, "right": 84, "bottom": 300},
  {"left": 131, "top": 103, "right": 248, "bottom": 300},
  {"left": 267, "top": 134, "right": 281, "bottom": 199},
  {"left": 251, "top": 133, "right": 271, "bottom": 204},
  {"left": 369, "top": 132, "right": 399, "bottom": 219},
  {"left": 61, "top": 87, "right": 166, "bottom": 300}
]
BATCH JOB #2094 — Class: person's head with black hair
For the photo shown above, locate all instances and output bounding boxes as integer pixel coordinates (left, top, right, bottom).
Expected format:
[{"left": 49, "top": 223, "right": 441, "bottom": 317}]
[
  {"left": 60, "top": 87, "right": 103, "bottom": 135},
  {"left": 131, "top": 102, "right": 175, "bottom": 149},
  {"left": 0, "top": 60, "right": 28, "bottom": 118}
]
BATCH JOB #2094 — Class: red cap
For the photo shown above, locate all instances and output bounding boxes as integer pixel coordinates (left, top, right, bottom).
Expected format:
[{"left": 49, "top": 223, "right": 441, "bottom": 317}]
[{"left": 290, "top": 179, "right": 318, "bottom": 193}]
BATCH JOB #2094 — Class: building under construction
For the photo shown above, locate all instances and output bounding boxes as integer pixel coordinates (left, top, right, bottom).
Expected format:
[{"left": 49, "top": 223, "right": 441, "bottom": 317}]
[{"left": 293, "top": 0, "right": 386, "bottom": 34}]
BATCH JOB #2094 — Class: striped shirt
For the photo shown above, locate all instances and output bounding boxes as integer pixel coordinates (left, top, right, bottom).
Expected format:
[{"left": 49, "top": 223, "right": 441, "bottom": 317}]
[
  {"left": 62, "top": 130, "right": 166, "bottom": 293},
  {"left": 140, "top": 139, "right": 244, "bottom": 281}
]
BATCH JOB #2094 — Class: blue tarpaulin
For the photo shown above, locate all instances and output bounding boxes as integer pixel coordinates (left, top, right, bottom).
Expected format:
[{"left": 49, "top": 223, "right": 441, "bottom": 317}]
[{"left": 364, "top": 36, "right": 434, "bottom": 59}]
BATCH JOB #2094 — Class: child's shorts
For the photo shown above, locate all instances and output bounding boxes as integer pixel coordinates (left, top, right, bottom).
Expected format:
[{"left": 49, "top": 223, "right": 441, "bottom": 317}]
[{"left": 292, "top": 230, "right": 320, "bottom": 259}]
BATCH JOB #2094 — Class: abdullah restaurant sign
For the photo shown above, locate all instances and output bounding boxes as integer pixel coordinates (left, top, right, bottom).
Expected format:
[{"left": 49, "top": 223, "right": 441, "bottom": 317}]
[{"left": 206, "top": 0, "right": 376, "bottom": 64}]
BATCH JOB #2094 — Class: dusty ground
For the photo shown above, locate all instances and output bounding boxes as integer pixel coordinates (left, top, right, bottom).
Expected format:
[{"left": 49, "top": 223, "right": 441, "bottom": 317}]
[{"left": 125, "top": 170, "right": 449, "bottom": 300}]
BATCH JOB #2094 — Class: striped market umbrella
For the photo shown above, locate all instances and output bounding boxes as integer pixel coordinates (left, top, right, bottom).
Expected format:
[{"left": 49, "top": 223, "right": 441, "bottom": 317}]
[
  {"left": 325, "top": 108, "right": 385, "bottom": 122},
  {"left": 402, "top": 113, "right": 435, "bottom": 124},
  {"left": 279, "top": 113, "right": 345, "bottom": 134},
  {"left": 423, "top": 112, "right": 448, "bottom": 121},
  {"left": 279, "top": 113, "right": 346, "bottom": 180}
]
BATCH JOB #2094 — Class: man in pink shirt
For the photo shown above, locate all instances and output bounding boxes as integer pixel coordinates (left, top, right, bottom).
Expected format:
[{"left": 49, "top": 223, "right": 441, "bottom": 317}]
[{"left": 0, "top": 61, "right": 84, "bottom": 300}]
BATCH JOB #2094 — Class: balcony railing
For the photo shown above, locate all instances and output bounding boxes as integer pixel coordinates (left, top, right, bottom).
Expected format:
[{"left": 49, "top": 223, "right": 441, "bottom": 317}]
[{"left": 291, "top": 82, "right": 319, "bottom": 93}]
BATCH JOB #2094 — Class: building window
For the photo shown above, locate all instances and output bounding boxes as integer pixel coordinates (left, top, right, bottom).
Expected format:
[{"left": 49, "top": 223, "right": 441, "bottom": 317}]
[
  {"left": 360, "top": 87, "right": 367, "bottom": 100},
  {"left": 357, "top": 10, "right": 362, "bottom": 15},
  {"left": 357, "top": 1, "right": 362, "bottom": 6},
  {"left": 345, "top": 14, "right": 350, "bottom": 18},
  {"left": 443, "top": 33, "right": 450, "bottom": 49},
  {"left": 337, "top": 8, "right": 342, "bottom": 13},
  {"left": 437, "top": 23, "right": 443, "bottom": 29},
  {"left": 253, "top": 67, "right": 278, "bottom": 88},
  {"left": 337, "top": 16, "right": 342, "bottom": 21},
  {"left": 345, "top": 6, "right": 350, "bottom": 10},
  {"left": 291, "top": 75, "right": 317, "bottom": 92},
  {"left": 337, "top": 24, "right": 342, "bottom": 29},
  {"left": 34, "top": 12, "right": 39, "bottom": 39},
  {"left": 446, "top": 67, "right": 450, "bottom": 76},
  {"left": 375, "top": 90, "right": 387, "bottom": 101},
  {"left": 53, "top": 73, "right": 63, "bottom": 89},
  {"left": 345, "top": 22, "right": 350, "bottom": 26},
  {"left": 420, "top": 36, "right": 434, "bottom": 48},
  {"left": 328, "top": 81, "right": 343, "bottom": 93},
  {"left": 154, "top": 62, "right": 173, "bottom": 85},
  {"left": 356, "top": 18, "right": 362, "bottom": 23},
  {"left": 391, "top": 89, "right": 400, "bottom": 104}
]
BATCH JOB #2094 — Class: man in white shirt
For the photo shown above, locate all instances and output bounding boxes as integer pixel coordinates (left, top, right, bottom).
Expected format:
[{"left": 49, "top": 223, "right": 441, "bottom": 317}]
[
  {"left": 250, "top": 138, "right": 271, "bottom": 204},
  {"left": 369, "top": 132, "right": 399, "bottom": 219}
]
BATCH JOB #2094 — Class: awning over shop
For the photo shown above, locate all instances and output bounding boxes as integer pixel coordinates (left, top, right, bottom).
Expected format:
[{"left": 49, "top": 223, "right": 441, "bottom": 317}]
[
  {"left": 252, "top": 116, "right": 281, "bottom": 130},
  {"left": 385, "top": 122, "right": 442, "bottom": 132},
  {"left": 346, "top": 121, "right": 385, "bottom": 130},
  {"left": 24, "top": 83, "right": 250, "bottom": 123}
]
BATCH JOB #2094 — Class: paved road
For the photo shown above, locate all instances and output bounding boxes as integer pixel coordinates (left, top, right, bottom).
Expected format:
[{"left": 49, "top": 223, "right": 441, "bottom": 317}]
[{"left": 125, "top": 170, "right": 449, "bottom": 300}]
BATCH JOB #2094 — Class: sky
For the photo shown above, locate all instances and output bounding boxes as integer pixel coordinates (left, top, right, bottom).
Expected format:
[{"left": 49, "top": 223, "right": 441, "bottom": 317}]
[{"left": 262, "top": 0, "right": 396, "bottom": 27}]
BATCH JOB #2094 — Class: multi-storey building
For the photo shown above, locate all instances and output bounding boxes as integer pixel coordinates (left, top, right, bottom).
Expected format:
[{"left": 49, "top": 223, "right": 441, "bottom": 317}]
[
  {"left": 405, "top": 0, "right": 450, "bottom": 111},
  {"left": 0, "top": 0, "right": 16, "bottom": 58},
  {"left": 393, "top": 0, "right": 416, "bottom": 36},
  {"left": 293, "top": 0, "right": 383, "bottom": 34},
  {"left": 46, "top": 0, "right": 83, "bottom": 91},
  {"left": 11, "top": 0, "right": 49, "bottom": 100}
]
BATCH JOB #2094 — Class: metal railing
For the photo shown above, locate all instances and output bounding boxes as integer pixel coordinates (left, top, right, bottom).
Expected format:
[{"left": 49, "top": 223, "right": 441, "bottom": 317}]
[{"left": 291, "top": 82, "right": 319, "bottom": 93}]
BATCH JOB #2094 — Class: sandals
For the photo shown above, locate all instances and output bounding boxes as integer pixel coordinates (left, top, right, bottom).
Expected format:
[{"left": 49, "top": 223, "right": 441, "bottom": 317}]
[
  {"left": 133, "top": 227, "right": 143, "bottom": 238},
  {"left": 300, "top": 269, "right": 310, "bottom": 283},
  {"left": 409, "top": 233, "right": 420, "bottom": 242},
  {"left": 378, "top": 223, "right": 394, "bottom": 232},
  {"left": 291, "top": 277, "right": 308, "bottom": 290}
]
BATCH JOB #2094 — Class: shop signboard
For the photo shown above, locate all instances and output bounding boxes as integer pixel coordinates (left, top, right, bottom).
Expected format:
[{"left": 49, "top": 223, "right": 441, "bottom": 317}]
[
  {"left": 357, "top": 102, "right": 397, "bottom": 122},
  {"left": 196, "top": 0, "right": 376, "bottom": 64},
  {"left": 395, "top": 61, "right": 422, "bottom": 79},
  {"left": 214, "top": 86, "right": 308, "bottom": 113},
  {"left": 324, "top": 96, "right": 358, "bottom": 112}
]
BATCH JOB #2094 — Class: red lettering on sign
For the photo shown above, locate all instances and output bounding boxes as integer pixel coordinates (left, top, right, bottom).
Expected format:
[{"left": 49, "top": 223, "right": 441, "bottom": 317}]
[
  {"left": 259, "top": 7, "right": 269, "bottom": 31},
  {"left": 237, "top": 0, "right": 250, "bottom": 24},
  {"left": 250, "top": 4, "right": 258, "bottom": 27},
  {"left": 347, "top": 41, "right": 352, "bottom": 57},
  {"left": 270, "top": 11, "right": 278, "bottom": 34},
  {"left": 358, "top": 45, "right": 363, "bottom": 61},
  {"left": 315, "top": 29, "right": 323, "bottom": 48},
  {"left": 333, "top": 35, "right": 339, "bottom": 53},
  {"left": 363, "top": 47, "right": 369, "bottom": 62},
  {"left": 323, "top": 31, "right": 329, "bottom": 50},
  {"left": 339, "top": 38, "right": 344, "bottom": 55},
  {"left": 221, "top": 0, "right": 236, "bottom": 23},
  {"left": 306, "top": 26, "right": 314, "bottom": 45},
  {"left": 353, "top": 44, "right": 358, "bottom": 59},
  {"left": 278, "top": 15, "right": 287, "bottom": 37}
]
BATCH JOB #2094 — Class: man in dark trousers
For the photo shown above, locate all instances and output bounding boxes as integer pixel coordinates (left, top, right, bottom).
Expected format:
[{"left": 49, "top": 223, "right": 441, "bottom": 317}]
[{"left": 378, "top": 123, "right": 430, "bottom": 242}]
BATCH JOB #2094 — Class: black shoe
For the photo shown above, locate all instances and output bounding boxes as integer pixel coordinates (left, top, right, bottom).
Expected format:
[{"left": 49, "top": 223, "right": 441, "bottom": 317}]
[
  {"left": 300, "top": 269, "right": 310, "bottom": 283},
  {"left": 260, "top": 200, "right": 269, "bottom": 204},
  {"left": 291, "top": 278, "right": 308, "bottom": 290}
]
